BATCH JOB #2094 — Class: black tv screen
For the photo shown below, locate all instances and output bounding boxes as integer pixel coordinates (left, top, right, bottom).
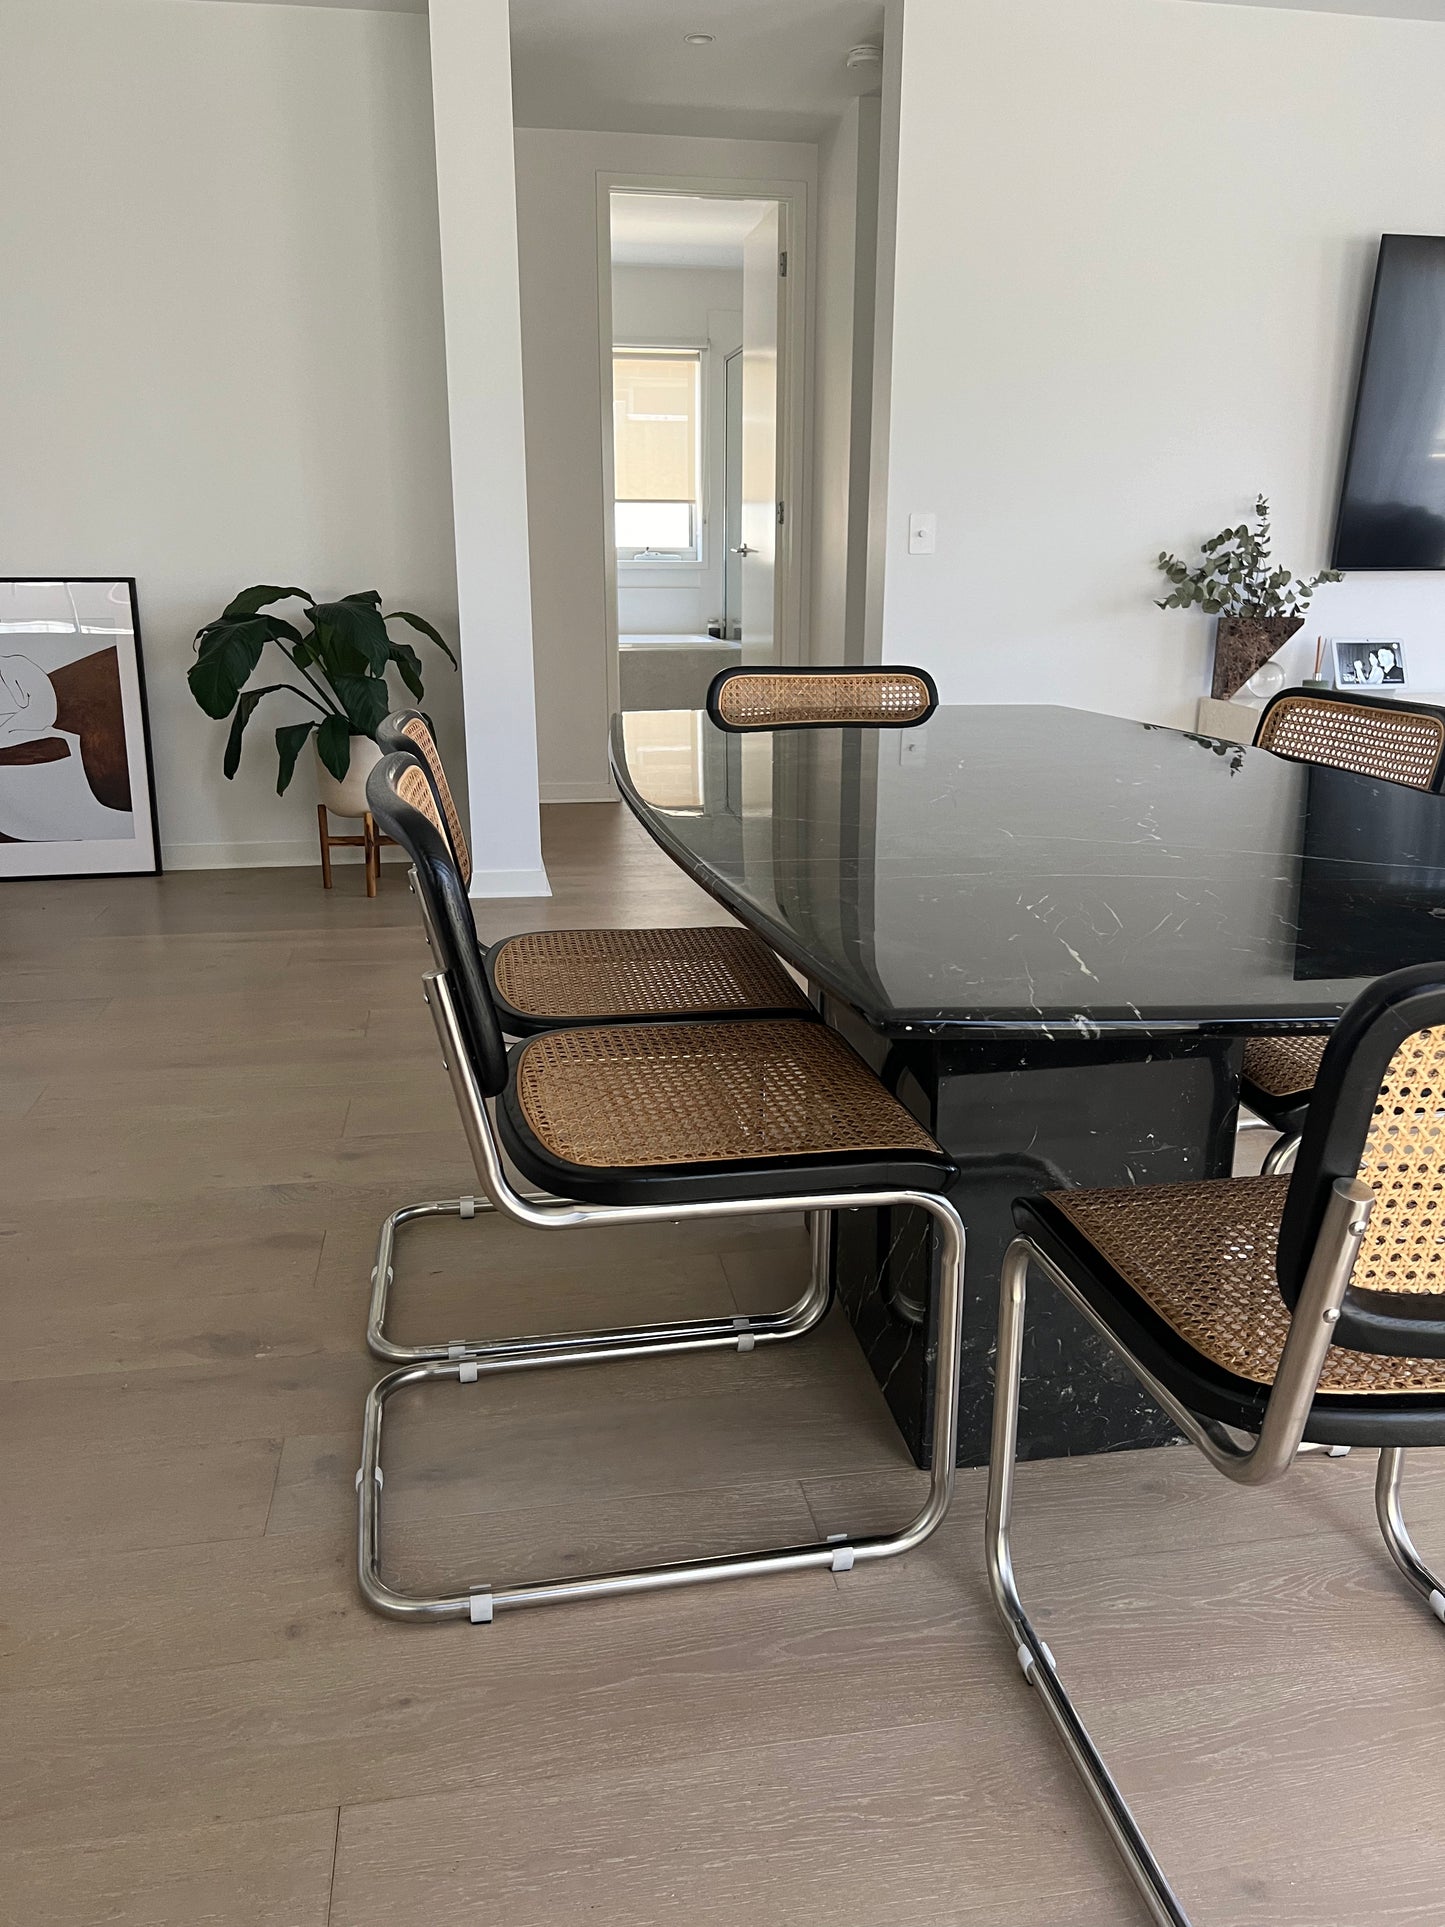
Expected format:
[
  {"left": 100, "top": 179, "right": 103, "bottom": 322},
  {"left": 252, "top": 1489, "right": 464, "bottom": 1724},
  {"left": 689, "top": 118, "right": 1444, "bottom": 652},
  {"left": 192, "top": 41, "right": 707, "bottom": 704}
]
[{"left": 1333, "top": 234, "right": 1445, "bottom": 571}]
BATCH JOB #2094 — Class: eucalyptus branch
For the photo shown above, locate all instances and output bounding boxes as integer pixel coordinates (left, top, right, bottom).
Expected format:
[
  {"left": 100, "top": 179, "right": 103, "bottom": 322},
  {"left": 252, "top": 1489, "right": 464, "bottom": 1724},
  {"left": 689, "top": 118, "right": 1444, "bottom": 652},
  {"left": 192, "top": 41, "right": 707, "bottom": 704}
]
[{"left": 1155, "top": 496, "right": 1343, "bottom": 620}]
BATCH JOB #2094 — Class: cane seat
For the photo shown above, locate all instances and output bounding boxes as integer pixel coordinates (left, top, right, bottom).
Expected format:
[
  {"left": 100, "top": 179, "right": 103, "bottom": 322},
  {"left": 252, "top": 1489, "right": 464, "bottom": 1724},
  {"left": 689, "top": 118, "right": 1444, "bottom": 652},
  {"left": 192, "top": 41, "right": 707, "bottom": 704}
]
[
  {"left": 1031, "top": 1175, "right": 1445, "bottom": 1398},
  {"left": 499, "top": 1016, "right": 951, "bottom": 1207},
  {"left": 488, "top": 925, "right": 810, "bottom": 1026},
  {"left": 376, "top": 709, "right": 809, "bottom": 1031}
]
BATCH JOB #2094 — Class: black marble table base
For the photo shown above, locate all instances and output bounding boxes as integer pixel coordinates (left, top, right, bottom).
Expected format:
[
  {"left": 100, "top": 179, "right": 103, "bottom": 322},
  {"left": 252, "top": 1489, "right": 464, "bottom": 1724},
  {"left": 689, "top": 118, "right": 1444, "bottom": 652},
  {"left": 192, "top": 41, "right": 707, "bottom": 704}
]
[{"left": 827, "top": 1008, "right": 1242, "bottom": 1467}]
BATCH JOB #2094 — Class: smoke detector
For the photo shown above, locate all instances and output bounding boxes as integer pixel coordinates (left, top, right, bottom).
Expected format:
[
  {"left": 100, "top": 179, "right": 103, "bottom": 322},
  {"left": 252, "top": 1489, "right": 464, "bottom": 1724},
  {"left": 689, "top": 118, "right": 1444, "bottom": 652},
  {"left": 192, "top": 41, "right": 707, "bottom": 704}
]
[{"left": 846, "top": 44, "right": 882, "bottom": 70}]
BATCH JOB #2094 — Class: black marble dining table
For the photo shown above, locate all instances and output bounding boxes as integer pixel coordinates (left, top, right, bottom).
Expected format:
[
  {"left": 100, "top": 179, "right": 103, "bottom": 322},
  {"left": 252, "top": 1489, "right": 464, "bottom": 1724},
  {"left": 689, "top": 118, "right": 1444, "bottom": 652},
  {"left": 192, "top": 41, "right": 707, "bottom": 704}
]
[{"left": 610, "top": 701, "right": 1445, "bottom": 1465}]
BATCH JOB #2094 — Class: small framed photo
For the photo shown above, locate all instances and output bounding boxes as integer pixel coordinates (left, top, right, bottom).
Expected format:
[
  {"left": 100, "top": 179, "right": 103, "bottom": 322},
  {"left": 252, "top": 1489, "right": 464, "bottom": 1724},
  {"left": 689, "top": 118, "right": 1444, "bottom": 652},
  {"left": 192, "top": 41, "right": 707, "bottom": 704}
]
[
  {"left": 0, "top": 578, "right": 161, "bottom": 878},
  {"left": 1328, "top": 636, "right": 1408, "bottom": 691}
]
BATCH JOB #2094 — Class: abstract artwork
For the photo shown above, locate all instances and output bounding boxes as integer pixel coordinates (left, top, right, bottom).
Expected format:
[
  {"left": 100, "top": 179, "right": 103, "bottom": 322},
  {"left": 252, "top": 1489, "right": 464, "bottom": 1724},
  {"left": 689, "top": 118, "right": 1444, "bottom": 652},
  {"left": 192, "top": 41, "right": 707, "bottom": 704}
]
[{"left": 0, "top": 579, "right": 160, "bottom": 877}]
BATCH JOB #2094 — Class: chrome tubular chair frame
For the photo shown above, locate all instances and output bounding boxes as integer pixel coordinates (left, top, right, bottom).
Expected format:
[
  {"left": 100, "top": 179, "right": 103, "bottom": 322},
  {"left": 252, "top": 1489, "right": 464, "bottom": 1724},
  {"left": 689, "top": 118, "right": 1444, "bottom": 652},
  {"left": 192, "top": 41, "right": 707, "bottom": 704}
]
[
  {"left": 357, "top": 970, "right": 967, "bottom": 1625},
  {"left": 1234, "top": 1113, "right": 1301, "bottom": 1174},
  {"left": 367, "top": 818, "right": 815, "bottom": 1365},
  {"left": 367, "top": 1189, "right": 834, "bottom": 1367},
  {"left": 1375, "top": 1446, "right": 1445, "bottom": 1623},
  {"left": 985, "top": 1175, "right": 1384, "bottom": 1927},
  {"left": 364, "top": 982, "right": 832, "bottom": 1368}
]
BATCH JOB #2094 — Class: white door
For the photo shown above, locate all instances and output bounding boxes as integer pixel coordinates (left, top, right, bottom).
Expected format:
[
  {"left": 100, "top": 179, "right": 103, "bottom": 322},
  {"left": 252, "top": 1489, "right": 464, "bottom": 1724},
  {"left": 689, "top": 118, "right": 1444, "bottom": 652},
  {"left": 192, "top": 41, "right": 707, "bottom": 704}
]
[{"left": 738, "top": 205, "right": 782, "bottom": 665}]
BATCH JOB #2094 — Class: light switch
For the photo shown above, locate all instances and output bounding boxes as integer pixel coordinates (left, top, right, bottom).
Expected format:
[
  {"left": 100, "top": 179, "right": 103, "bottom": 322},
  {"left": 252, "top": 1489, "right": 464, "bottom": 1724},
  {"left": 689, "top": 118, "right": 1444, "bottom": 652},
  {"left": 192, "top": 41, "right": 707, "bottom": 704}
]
[{"left": 908, "top": 511, "right": 937, "bottom": 555}]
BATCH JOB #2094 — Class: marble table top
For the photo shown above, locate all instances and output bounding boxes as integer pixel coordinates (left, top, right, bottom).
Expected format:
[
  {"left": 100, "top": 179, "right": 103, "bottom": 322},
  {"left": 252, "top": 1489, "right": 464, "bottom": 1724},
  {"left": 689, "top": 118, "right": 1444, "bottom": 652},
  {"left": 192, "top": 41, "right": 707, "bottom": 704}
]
[{"left": 611, "top": 702, "right": 1445, "bottom": 1040}]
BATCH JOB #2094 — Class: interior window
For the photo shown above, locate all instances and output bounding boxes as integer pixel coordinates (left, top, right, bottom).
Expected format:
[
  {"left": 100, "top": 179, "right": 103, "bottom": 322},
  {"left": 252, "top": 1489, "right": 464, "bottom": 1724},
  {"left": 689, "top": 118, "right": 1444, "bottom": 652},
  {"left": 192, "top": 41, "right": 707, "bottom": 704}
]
[{"left": 613, "top": 350, "right": 702, "bottom": 560}]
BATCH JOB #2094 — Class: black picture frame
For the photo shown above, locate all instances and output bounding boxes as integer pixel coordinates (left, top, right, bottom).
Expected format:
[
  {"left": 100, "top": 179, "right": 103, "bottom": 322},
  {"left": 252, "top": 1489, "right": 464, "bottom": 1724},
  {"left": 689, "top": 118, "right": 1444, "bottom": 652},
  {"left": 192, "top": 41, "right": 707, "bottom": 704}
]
[{"left": 0, "top": 577, "right": 162, "bottom": 879}]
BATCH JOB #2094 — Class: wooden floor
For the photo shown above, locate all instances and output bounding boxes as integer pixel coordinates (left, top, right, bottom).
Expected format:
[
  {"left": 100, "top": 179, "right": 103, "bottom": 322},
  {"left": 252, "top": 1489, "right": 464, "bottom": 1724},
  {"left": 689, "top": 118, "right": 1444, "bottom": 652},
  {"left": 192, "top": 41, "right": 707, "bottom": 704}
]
[{"left": 3, "top": 803, "right": 1444, "bottom": 1926}]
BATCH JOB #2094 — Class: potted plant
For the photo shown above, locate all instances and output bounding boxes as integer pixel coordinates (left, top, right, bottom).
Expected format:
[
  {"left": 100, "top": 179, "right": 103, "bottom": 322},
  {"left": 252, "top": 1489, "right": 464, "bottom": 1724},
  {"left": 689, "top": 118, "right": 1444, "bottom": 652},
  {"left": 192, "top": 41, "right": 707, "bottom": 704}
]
[
  {"left": 186, "top": 585, "right": 456, "bottom": 808},
  {"left": 1155, "top": 497, "right": 1343, "bottom": 700}
]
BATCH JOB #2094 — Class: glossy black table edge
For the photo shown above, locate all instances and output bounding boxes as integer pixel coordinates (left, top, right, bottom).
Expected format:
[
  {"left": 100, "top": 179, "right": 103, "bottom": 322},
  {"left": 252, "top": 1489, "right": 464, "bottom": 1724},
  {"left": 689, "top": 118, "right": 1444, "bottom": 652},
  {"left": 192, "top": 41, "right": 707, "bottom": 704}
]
[{"left": 607, "top": 712, "right": 1350, "bottom": 1043}]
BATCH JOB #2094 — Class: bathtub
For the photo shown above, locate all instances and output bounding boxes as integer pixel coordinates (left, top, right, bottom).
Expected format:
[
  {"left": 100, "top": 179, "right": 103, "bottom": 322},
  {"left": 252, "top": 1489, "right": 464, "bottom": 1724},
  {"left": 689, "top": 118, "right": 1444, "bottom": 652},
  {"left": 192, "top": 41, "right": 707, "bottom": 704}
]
[{"left": 618, "top": 634, "right": 741, "bottom": 710}]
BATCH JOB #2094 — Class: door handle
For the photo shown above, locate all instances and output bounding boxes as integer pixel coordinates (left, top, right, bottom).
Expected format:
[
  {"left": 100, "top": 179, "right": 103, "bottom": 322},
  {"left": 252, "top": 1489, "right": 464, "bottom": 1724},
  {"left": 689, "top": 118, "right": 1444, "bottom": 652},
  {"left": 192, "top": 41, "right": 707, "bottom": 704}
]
[{"left": 731, "top": 544, "right": 755, "bottom": 556}]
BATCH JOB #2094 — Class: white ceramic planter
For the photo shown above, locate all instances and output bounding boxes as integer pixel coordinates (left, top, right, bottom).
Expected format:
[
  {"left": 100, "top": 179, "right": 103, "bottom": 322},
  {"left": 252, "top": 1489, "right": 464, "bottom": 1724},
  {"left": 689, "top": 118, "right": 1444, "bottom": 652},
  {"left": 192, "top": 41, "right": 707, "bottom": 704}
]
[{"left": 315, "top": 734, "right": 382, "bottom": 818}]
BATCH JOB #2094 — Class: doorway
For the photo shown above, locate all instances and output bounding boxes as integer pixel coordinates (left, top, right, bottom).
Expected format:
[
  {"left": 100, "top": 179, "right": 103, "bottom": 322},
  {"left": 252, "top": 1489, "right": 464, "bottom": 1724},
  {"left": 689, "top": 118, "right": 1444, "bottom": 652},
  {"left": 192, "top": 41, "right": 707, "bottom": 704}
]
[{"left": 600, "top": 181, "right": 806, "bottom": 716}]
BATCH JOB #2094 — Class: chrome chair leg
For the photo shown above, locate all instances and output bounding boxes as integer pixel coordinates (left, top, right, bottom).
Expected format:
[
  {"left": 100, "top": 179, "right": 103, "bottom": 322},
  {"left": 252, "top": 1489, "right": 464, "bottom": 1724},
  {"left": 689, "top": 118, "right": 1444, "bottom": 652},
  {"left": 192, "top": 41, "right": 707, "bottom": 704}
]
[
  {"left": 368, "top": 1193, "right": 833, "bottom": 1365},
  {"left": 1375, "top": 1447, "right": 1445, "bottom": 1625},
  {"left": 1261, "top": 1131, "right": 1302, "bottom": 1176},
  {"left": 368, "top": 1193, "right": 543, "bottom": 1361},
  {"left": 985, "top": 1238, "right": 1192, "bottom": 1927},
  {"left": 358, "top": 1192, "right": 964, "bottom": 1623}
]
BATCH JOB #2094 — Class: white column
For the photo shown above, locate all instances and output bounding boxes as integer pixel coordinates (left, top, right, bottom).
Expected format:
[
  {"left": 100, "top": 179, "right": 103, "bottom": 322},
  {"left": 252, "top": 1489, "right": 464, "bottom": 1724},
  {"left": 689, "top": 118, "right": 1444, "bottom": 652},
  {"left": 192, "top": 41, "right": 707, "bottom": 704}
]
[{"left": 428, "top": 0, "right": 549, "bottom": 896}]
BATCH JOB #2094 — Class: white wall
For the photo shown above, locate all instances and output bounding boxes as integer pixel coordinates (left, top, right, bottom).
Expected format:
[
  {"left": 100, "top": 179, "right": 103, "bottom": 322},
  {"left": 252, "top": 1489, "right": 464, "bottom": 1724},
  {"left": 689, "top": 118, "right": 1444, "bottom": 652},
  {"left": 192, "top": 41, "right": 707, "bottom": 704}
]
[
  {"left": 0, "top": 0, "right": 462, "bottom": 869},
  {"left": 514, "top": 127, "right": 817, "bottom": 803},
  {"left": 810, "top": 96, "right": 882, "bottom": 664},
  {"left": 883, "top": 0, "right": 1445, "bottom": 725},
  {"left": 612, "top": 263, "right": 741, "bottom": 642},
  {"left": 429, "top": 0, "right": 546, "bottom": 895}
]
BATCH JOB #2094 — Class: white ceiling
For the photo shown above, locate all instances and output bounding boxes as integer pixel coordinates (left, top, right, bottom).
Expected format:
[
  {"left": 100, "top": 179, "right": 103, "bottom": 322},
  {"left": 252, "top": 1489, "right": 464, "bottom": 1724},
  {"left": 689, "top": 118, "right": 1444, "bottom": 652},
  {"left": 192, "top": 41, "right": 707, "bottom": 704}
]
[
  {"left": 167, "top": 0, "right": 1445, "bottom": 37},
  {"left": 610, "top": 191, "right": 772, "bottom": 268},
  {"left": 183, "top": 0, "right": 427, "bottom": 10},
  {"left": 509, "top": 0, "right": 886, "bottom": 142},
  {"left": 1188, "top": 0, "right": 1445, "bottom": 17},
  {"left": 170, "top": 0, "right": 882, "bottom": 139}
]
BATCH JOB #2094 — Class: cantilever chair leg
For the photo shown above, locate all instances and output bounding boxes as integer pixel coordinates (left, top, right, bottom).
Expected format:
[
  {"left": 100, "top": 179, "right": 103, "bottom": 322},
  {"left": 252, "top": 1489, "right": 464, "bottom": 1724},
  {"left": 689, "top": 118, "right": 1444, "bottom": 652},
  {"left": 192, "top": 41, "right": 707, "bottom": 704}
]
[
  {"left": 358, "top": 1190, "right": 965, "bottom": 1624},
  {"left": 1375, "top": 1448, "right": 1445, "bottom": 1625},
  {"left": 369, "top": 1189, "right": 571, "bottom": 1363},
  {"left": 369, "top": 1193, "right": 836, "bottom": 1368},
  {"left": 985, "top": 1191, "right": 1380, "bottom": 1927},
  {"left": 985, "top": 1238, "right": 1191, "bottom": 1927}
]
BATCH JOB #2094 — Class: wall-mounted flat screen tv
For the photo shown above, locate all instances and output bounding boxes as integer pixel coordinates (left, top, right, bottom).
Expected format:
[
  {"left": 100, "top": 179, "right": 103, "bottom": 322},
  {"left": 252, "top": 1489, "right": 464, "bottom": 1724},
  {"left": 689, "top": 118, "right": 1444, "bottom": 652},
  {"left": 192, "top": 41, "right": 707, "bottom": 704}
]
[{"left": 1333, "top": 234, "right": 1445, "bottom": 571}]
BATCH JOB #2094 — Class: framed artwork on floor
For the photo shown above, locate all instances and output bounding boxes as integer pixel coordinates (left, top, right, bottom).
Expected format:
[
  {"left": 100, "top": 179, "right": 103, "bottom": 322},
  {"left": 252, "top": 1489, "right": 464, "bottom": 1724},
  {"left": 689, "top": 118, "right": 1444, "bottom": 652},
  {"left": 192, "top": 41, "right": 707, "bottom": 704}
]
[{"left": 0, "top": 578, "right": 161, "bottom": 878}]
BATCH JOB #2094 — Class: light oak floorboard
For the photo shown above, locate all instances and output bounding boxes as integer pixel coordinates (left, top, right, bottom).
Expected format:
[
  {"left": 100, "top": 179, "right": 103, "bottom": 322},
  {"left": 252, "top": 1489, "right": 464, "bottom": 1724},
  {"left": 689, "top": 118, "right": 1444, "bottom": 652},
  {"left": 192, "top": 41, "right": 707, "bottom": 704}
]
[
  {"left": 1, "top": 1810, "right": 339, "bottom": 1927},
  {"left": 6, "top": 810, "right": 1445, "bottom": 1925}
]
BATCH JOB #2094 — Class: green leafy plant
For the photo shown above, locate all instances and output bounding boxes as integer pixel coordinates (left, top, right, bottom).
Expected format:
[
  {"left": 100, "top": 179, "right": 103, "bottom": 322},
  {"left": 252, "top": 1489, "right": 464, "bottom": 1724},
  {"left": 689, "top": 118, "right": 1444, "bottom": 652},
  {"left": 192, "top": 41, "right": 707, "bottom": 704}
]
[
  {"left": 1155, "top": 497, "right": 1343, "bottom": 617},
  {"left": 187, "top": 586, "right": 456, "bottom": 793}
]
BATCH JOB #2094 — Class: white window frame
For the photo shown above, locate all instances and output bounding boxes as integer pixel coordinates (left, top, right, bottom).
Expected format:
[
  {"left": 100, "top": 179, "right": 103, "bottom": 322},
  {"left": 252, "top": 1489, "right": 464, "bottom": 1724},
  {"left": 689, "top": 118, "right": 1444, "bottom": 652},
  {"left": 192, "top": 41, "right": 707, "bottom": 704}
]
[{"left": 612, "top": 343, "right": 708, "bottom": 569}]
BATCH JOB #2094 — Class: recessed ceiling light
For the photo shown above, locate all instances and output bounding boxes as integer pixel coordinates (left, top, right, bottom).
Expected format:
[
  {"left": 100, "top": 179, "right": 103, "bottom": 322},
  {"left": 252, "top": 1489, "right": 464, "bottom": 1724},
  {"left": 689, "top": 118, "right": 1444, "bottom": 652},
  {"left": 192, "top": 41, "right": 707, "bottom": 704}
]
[{"left": 684, "top": 33, "right": 715, "bottom": 45}]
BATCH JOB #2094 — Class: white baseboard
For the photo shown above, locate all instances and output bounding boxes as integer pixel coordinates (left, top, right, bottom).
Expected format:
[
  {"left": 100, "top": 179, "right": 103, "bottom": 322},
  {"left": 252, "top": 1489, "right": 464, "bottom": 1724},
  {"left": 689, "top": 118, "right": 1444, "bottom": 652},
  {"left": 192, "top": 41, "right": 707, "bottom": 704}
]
[
  {"left": 469, "top": 865, "right": 552, "bottom": 899},
  {"left": 163, "top": 838, "right": 343, "bottom": 870},
  {"left": 540, "top": 782, "right": 618, "bottom": 804},
  {"left": 163, "top": 843, "right": 551, "bottom": 898}
]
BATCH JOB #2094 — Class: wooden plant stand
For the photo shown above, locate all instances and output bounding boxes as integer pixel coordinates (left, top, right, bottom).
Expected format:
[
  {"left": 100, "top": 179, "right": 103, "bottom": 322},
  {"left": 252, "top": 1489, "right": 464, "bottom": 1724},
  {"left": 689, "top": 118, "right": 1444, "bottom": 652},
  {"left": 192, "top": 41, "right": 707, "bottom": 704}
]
[{"left": 317, "top": 806, "right": 394, "bottom": 898}]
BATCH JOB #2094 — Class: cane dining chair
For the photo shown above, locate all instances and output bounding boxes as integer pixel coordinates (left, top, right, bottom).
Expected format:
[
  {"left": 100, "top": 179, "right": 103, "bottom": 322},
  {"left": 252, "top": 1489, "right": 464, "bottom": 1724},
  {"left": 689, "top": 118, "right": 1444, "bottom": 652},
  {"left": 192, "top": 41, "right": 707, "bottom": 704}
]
[
  {"left": 376, "top": 711, "right": 808, "bottom": 1033},
  {"left": 357, "top": 750, "right": 968, "bottom": 1625},
  {"left": 705, "top": 664, "right": 938, "bottom": 731},
  {"left": 370, "top": 710, "right": 811, "bottom": 1363},
  {"left": 1253, "top": 685, "right": 1445, "bottom": 792},
  {"left": 988, "top": 963, "right": 1445, "bottom": 1926},
  {"left": 1241, "top": 690, "right": 1445, "bottom": 1174}
]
